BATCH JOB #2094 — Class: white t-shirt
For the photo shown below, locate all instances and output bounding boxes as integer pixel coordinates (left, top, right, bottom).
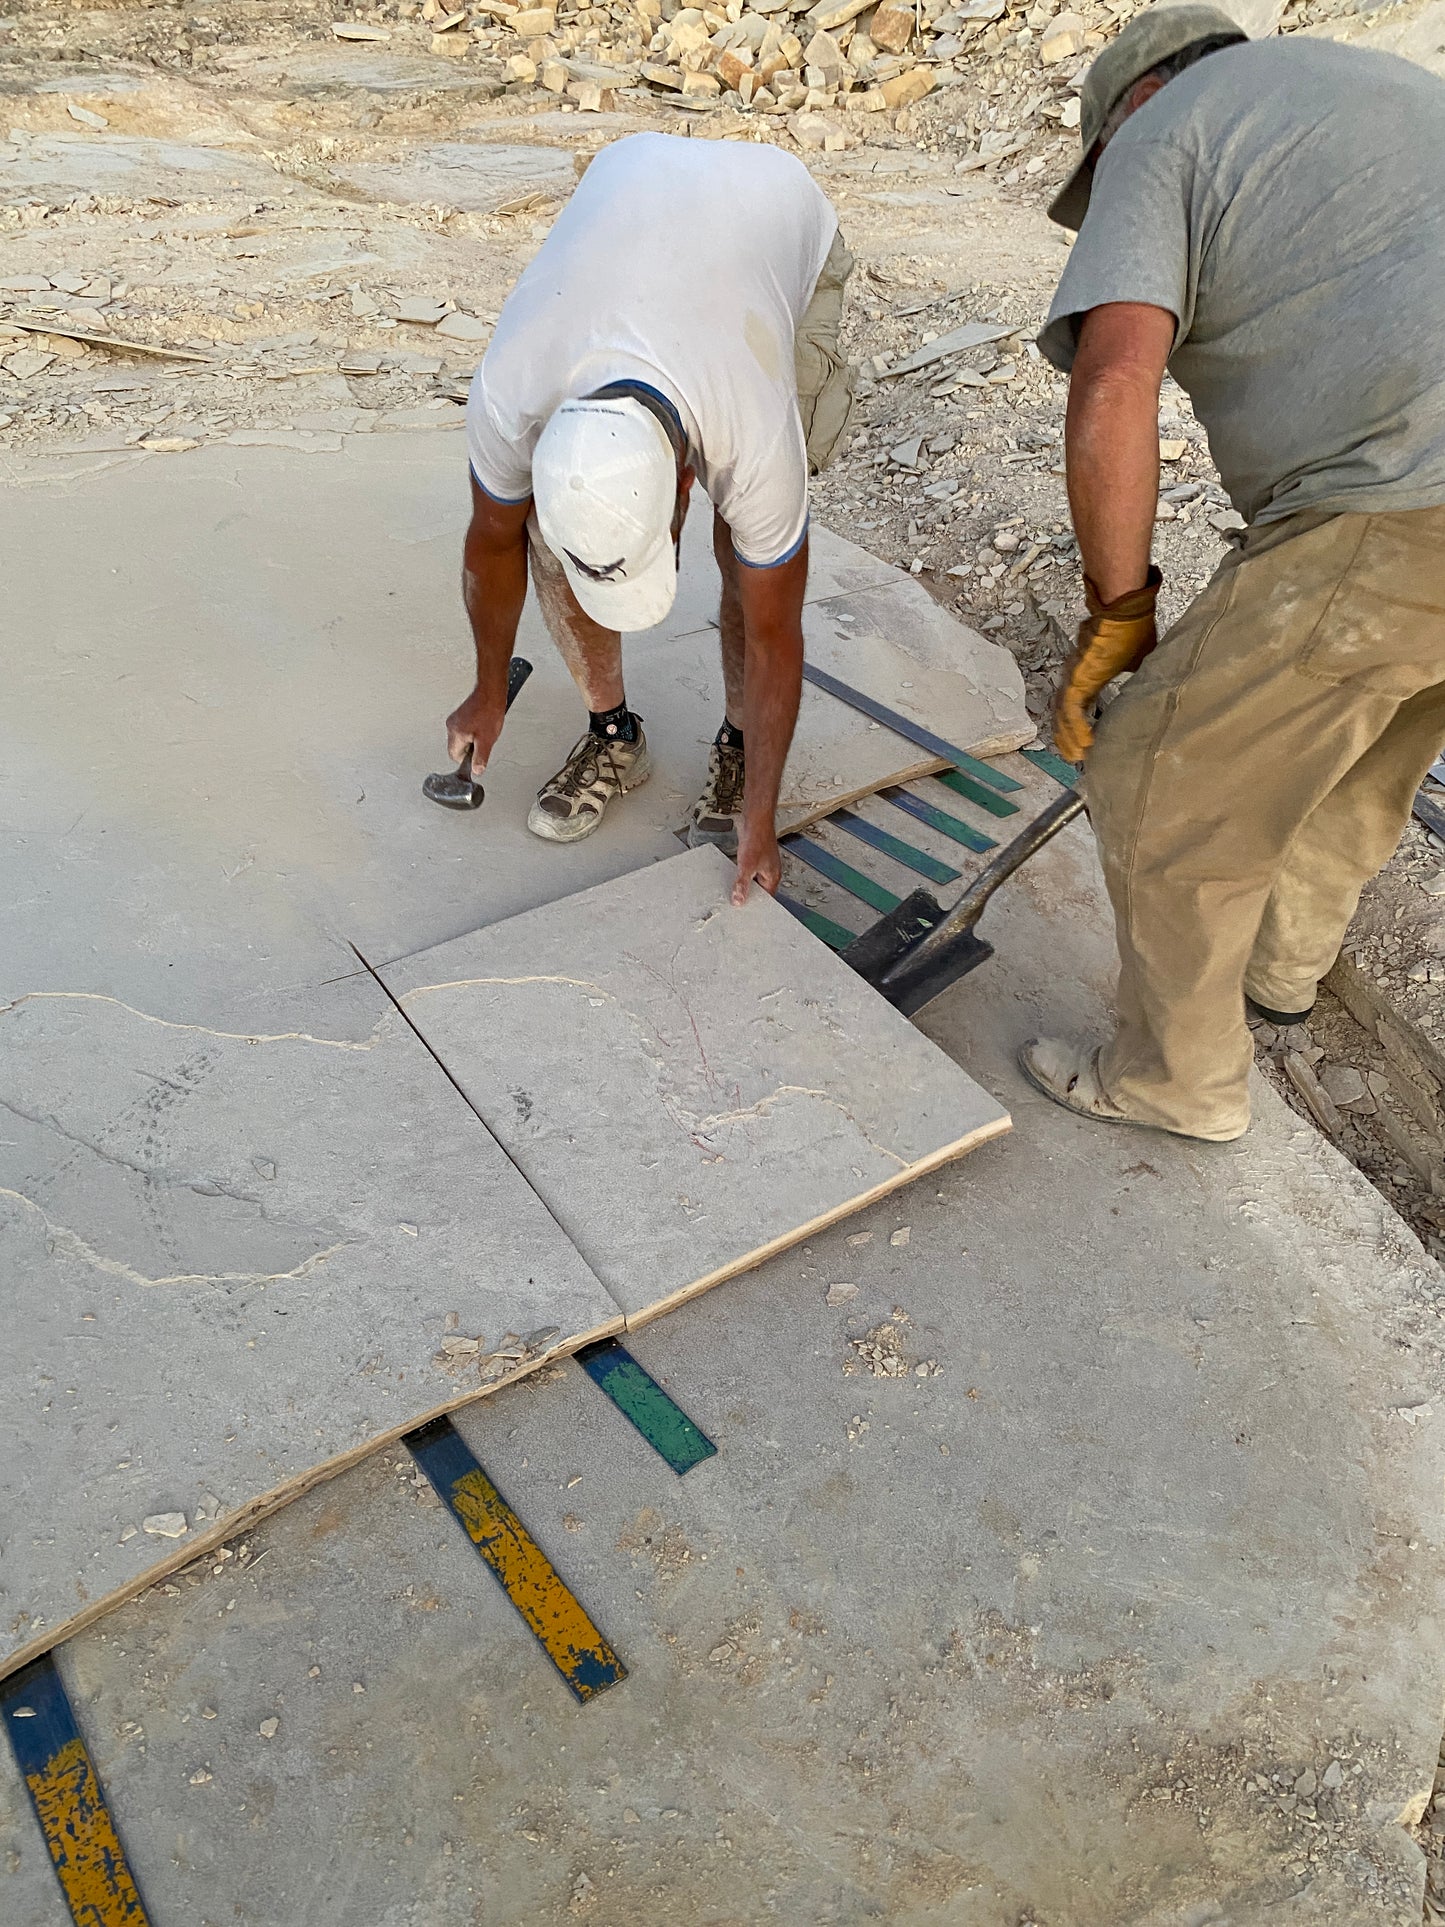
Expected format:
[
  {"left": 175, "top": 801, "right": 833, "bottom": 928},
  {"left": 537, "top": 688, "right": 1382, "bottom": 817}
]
[{"left": 465, "top": 132, "right": 838, "bottom": 568}]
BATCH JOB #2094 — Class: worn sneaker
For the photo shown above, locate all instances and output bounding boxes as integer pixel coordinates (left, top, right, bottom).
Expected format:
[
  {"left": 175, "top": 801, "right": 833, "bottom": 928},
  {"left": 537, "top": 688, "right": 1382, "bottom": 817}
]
[
  {"left": 686, "top": 727, "right": 746, "bottom": 853},
  {"left": 1017, "top": 1037, "right": 1248, "bottom": 1143},
  {"left": 527, "top": 726, "right": 652, "bottom": 843}
]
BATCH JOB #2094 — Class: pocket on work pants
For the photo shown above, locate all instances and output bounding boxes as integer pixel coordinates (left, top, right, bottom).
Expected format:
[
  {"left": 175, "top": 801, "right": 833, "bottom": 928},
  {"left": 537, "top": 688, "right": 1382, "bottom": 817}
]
[
  {"left": 1295, "top": 506, "right": 1445, "bottom": 700},
  {"left": 795, "top": 230, "right": 856, "bottom": 476}
]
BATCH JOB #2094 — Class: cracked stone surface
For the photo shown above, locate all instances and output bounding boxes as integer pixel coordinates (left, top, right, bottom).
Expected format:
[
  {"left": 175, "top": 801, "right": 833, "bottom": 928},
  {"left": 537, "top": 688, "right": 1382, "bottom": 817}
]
[
  {"left": 382, "top": 844, "right": 1011, "bottom": 1323},
  {"left": 0, "top": 973, "right": 619, "bottom": 1678},
  {"left": 3, "top": 814, "right": 1441, "bottom": 1924},
  {"left": 0, "top": 424, "right": 1025, "bottom": 1684},
  {"left": 0, "top": 134, "right": 286, "bottom": 205},
  {"left": 0, "top": 431, "right": 1026, "bottom": 1033}
]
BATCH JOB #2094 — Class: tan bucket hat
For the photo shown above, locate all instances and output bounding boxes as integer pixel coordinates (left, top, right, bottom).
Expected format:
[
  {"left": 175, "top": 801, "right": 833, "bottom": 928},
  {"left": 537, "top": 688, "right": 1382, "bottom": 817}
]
[{"left": 1048, "top": 3, "right": 1247, "bottom": 230}]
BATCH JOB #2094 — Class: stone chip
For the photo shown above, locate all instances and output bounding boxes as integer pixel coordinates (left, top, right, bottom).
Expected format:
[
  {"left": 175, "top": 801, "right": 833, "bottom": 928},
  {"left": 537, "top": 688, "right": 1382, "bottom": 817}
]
[
  {"left": 434, "top": 311, "right": 491, "bottom": 340},
  {"left": 142, "top": 1511, "right": 188, "bottom": 1539}
]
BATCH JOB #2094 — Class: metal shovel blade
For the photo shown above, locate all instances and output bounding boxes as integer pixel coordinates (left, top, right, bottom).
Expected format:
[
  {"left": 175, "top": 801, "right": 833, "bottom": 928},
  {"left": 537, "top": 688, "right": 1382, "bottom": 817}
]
[
  {"left": 839, "top": 784, "right": 1086, "bottom": 1015},
  {"left": 875, "top": 927, "right": 995, "bottom": 1017},
  {"left": 872, "top": 786, "right": 1085, "bottom": 1015},
  {"left": 841, "top": 888, "right": 944, "bottom": 986}
]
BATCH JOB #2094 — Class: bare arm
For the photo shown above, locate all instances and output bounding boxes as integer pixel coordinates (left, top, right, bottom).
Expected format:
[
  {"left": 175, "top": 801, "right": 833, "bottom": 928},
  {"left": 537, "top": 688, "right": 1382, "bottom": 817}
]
[
  {"left": 718, "top": 522, "right": 808, "bottom": 906},
  {"left": 1065, "top": 301, "right": 1176, "bottom": 602},
  {"left": 446, "top": 476, "right": 533, "bottom": 770}
]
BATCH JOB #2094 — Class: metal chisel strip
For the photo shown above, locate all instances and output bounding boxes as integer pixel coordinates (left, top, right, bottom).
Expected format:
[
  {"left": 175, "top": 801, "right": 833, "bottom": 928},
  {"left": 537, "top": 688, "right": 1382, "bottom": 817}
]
[
  {"left": 801, "top": 661, "right": 1023, "bottom": 793},
  {"left": 783, "top": 836, "right": 902, "bottom": 914},
  {"left": 775, "top": 891, "right": 858, "bottom": 950},
  {"left": 406, "top": 1416, "right": 626, "bottom": 1702},
  {"left": 882, "top": 787, "right": 998, "bottom": 854},
  {"left": 1019, "top": 745, "right": 1081, "bottom": 788},
  {"left": 830, "top": 808, "right": 961, "bottom": 885},
  {"left": 2, "top": 1654, "right": 150, "bottom": 1925},
  {"left": 576, "top": 1340, "right": 717, "bottom": 1475},
  {"left": 1414, "top": 787, "right": 1445, "bottom": 842},
  {"left": 932, "top": 766, "right": 1021, "bottom": 819}
]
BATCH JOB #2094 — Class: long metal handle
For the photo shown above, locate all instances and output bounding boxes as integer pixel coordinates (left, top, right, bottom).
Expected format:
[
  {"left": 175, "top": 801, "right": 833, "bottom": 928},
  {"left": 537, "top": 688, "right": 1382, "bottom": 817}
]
[{"left": 878, "top": 784, "right": 1085, "bottom": 989}]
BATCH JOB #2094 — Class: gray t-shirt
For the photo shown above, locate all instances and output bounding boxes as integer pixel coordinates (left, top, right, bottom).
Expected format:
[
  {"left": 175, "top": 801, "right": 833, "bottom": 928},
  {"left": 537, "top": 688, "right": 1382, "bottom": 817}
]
[{"left": 1038, "top": 38, "right": 1445, "bottom": 525}]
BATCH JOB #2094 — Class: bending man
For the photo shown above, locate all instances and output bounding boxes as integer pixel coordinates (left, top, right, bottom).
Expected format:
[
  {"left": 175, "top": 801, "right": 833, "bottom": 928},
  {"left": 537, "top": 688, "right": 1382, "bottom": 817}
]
[{"left": 445, "top": 130, "right": 854, "bottom": 904}]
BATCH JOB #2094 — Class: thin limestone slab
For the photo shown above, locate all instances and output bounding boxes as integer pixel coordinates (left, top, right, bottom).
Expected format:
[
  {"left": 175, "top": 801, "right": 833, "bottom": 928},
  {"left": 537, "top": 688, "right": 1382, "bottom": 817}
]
[
  {"left": 0, "top": 975, "right": 620, "bottom": 1681},
  {"left": 0, "top": 135, "right": 286, "bottom": 205},
  {"left": 383, "top": 845, "right": 1011, "bottom": 1324},
  {"left": 206, "top": 46, "right": 510, "bottom": 93},
  {"left": 329, "top": 144, "right": 575, "bottom": 214},
  {"left": 808, "top": 571, "right": 1031, "bottom": 759},
  {"left": 0, "top": 430, "right": 1027, "bottom": 1029},
  {"left": 638, "top": 536, "right": 1031, "bottom": 836}
]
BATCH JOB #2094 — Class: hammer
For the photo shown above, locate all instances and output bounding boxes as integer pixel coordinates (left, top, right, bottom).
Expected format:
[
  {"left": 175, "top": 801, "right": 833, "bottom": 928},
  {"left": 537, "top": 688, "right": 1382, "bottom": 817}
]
[{"left": 422, "top": 656, "right": 534, "bottom": 810}]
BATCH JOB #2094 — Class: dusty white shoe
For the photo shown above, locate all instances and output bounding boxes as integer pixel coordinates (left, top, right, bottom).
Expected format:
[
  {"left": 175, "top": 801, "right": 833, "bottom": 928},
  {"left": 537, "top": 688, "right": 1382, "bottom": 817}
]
[
  {"left": 1017, "top": 1037, "right": 1135, "bottom": 1127},
  {"left": 1017, "top": 1037, "right": 1248, "bottom": 1142},
  {"left": 685, "top": 727, "right": 746, "bottom": 854},
  {"left": 527, "top": 726, "right": 652, "bottom": 843}
]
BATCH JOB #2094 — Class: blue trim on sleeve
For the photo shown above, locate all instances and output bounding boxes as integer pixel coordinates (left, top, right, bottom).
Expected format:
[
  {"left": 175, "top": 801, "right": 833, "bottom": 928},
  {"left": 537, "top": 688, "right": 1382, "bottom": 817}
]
[
  {"left": 734, "top": 517, "right": 809, "bottom": 570},
  {"left": 469, "top": 463, "right": 532, "bottom": 507}
]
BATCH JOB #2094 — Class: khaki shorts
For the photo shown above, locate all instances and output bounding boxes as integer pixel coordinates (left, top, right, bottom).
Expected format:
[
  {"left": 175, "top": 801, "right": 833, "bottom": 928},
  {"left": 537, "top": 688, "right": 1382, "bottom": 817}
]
[{"left": 795, "top": 228, "right": 856, "bottom": 476}]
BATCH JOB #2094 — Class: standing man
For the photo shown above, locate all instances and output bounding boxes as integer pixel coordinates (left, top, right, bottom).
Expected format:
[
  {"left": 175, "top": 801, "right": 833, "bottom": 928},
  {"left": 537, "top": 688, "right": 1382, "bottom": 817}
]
[
  {"left": 1021, "top": 5, "right": 1445, "bottom": 1141},
  {"left": 445, "top": 131, "right": 854, "bottom": 905}
]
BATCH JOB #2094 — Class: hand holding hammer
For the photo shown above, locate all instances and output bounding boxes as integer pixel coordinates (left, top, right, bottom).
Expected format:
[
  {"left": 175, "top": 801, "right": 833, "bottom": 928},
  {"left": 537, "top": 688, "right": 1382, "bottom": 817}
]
[{"left": 424, "top": 656, "right": 533, "bottom": 810}]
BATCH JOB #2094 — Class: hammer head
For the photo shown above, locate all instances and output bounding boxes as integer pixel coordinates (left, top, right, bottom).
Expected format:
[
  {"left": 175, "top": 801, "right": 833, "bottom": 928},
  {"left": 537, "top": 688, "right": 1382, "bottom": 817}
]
[
  {"left": 423, "top": 755, "right": 486, "bottom": 810},
  {"left": 422, "top": 656, "right": 534, "bottom": 813}
]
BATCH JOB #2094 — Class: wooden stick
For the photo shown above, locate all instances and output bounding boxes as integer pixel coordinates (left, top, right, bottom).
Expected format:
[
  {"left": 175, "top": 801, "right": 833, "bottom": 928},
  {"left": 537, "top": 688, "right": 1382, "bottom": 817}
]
[{"left": 4, "top": 315, "right": 216, "bottom": 363}]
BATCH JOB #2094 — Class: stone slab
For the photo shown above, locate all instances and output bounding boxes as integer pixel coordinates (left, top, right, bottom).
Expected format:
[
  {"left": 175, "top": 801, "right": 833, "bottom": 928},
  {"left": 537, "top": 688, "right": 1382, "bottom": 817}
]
[
  {"left": 382, "top": 844, "right": 1011, "bottom": 1323},
  {"left": 0, "top": 134, "right": 283, "bottom": 203},
  {"left": 329, "top": 143, "right": 575, "bottom": 213},
  {"left": 4, "top": 796, "right": 1440, "bottom": 1919},
  {"left": 1309, "top": 0, "right": 1445, "bottom": 75},
  {"left": 0, "top": 974, "right": 621, "bottom": 1681},
  {"left": 205, "top": 45, "right": 508, "bottom": 95},
  {"left": 626, "top": 585, "right": 1031, "bottom": 840},
  {"left": 0, "top": 424, "right": 1018, "bottom": 1674},
  {"left": 0, "top": 431, "right": 1027, "bottom": 1031}
]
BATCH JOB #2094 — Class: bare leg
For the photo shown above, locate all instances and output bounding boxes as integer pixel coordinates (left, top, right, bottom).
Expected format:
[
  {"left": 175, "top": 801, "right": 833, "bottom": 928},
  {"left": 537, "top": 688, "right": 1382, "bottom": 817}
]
[
  {"left": 528, "top": 521, "right": 624, "bottom": 713},
  {"left": 525, "top": 523, "right": 653, "bottom": 843},
  {"left": 712, "top": 509, "right": 746, "bottom": 725},
  {"left": 683, "top": 509, "right": 751, "bottom": 852}
]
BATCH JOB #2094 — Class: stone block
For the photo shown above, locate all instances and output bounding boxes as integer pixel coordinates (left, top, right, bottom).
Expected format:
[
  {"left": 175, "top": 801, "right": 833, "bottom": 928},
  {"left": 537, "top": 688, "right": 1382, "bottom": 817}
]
[
  {"left": 1040, "top": 8, "right": 1086, "bottom": 60},
  {"left": 870, "top": 3, "right": 916, "bottom": 52},
  {"left": 879, "top": 63, "right": 932, "bottom": 104}
]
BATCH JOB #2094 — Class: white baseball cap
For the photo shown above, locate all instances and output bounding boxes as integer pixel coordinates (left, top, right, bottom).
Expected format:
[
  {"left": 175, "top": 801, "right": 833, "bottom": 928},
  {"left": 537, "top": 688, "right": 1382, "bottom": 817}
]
[{"left": 532, "top": 396, "right": 680, "bottom": 632}]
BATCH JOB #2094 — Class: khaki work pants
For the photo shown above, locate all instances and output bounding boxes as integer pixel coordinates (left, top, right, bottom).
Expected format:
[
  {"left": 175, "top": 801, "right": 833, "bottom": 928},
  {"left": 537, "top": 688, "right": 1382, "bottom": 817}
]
[
  {"left": 795, "top": 228, "right": 856, "bottom": 476},
  {"left": 1087, "top": 504, "right": 1445, "bottom": 1140}
]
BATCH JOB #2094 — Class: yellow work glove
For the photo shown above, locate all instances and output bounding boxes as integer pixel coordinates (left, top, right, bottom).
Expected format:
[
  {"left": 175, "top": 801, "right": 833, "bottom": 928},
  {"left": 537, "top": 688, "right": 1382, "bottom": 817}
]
[{"left": 1052, "top": 566, "right": 1163, "bottom": 765}]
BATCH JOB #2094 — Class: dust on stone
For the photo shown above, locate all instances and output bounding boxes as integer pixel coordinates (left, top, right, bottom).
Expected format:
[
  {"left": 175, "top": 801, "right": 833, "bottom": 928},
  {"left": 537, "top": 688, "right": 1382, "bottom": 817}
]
[{"left": 432, "top": 1321, "right": 561, "bottom": 1380}]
